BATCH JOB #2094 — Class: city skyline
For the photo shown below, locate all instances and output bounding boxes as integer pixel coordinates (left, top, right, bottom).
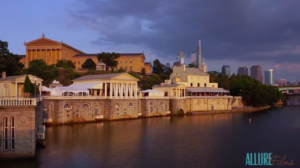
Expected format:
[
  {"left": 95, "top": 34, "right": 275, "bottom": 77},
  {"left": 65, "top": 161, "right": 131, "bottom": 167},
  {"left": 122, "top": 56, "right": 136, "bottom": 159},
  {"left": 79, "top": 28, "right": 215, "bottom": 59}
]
[{"left": 1, "top": 0, "right": 300, "bottom": 81}]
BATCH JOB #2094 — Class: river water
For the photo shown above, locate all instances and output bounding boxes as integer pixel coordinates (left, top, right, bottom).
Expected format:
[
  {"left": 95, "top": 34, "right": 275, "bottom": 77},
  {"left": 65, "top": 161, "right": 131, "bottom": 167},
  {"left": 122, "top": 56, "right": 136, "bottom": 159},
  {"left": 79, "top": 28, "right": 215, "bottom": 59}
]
[{"left": 1, "top": 106, "right": 300, "bottom": 168}]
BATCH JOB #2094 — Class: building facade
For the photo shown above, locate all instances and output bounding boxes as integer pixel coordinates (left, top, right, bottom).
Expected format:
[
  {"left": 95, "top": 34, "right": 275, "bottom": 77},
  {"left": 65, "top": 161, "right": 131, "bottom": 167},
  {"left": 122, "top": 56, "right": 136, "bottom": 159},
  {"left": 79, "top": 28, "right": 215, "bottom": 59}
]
[
  {"left": 222, "top": 65, "right": 231, "bottom": 77},
  {"left": 264, "top": 69, "right": 274, "bottom": 85},
  {"left": 20, "top": 36, "right": 152, "bottom": 74},
  {"left": 250, "top": 65, "right": 263, "bottom": 83},
  {"left": 238, "top": 66, "right": 248, "bottom": 76},
  {"left": 275, "top": 79, "right": 287, "bottom": 86}
]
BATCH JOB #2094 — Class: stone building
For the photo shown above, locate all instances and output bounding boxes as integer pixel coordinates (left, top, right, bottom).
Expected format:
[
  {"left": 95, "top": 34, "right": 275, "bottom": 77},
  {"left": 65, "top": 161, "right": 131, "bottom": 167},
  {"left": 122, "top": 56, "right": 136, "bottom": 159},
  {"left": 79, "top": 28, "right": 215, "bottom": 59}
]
[
  {"left": 0, "top": 72, "right": 43, "bottom": 97},
  {"left": 20, "top": 35, "right": 152, "bottom": 74}
]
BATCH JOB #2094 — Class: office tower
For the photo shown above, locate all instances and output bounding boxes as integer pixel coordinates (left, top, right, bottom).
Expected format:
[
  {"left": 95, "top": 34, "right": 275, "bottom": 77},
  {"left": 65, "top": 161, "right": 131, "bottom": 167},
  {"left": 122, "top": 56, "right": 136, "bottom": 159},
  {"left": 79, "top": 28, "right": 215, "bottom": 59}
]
[
  {"left": 191, "top": 53, "right": 196, "bottom": 65},
  {"left": 250, "top": 65, "right": 263, "bottom": 83},
  {"left": 222, "top": 65, "right": 231, "bottom": 77},
  {"left": 178, "top": 51, "right": 184, "bottom": 65},
  {"left": 264, "top": 69, "right": 273, "bottom": 85},
  {"left": 238, "top": 66, "right": 248, "bottom": 76}
]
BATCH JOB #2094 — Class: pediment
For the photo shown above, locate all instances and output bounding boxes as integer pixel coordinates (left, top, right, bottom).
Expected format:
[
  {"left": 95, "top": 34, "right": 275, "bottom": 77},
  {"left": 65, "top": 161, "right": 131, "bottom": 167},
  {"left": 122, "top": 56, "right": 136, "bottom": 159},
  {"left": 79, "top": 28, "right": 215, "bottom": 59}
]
[
  {"left": 25, "top": 37, "right": 61, "bottom": 46},
  {"left": 112, "top": 73, "right": 139, "bottom": 81}
]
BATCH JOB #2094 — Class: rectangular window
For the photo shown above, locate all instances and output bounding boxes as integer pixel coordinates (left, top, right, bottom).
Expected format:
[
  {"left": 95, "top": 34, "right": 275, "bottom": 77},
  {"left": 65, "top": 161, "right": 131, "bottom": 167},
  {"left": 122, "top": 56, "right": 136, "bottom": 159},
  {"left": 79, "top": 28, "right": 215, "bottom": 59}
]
[
  {"left": 190, "top": 83, "right": 193, "bottom": 87},
  {"left": 130, "top": 61, "right": 132, "bottom": 64},
  {"left": 3, "top": 117, "right": 8, "bottom": 151},
  {"left": 198, "top": 83, "right": 200, "bottom": 87},
  {"left": 130, "top": 66, "right": 132, "bottom": 71},
  {"left": 125, "top": 61, "right": 127, "bottom": 64},
  {"left": 11, "top": 117, "right": 15, "bottom": 150}
]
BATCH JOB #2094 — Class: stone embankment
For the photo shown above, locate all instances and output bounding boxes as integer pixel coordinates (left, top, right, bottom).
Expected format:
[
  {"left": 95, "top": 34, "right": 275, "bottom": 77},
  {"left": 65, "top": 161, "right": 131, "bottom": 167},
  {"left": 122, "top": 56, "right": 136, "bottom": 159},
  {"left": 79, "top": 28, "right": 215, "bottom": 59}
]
[{"left": 191, "top": 106, "right": 271, "bottom": 115}]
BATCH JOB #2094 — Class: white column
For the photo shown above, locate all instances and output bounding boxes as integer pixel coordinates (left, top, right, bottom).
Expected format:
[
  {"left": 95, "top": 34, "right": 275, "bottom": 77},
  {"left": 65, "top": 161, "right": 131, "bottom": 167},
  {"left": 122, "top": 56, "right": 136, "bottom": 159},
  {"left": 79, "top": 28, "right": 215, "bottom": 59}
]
[
  {"left": 114, "top": 83, "right": 117, "bottom": 98},
  {"left": 121, "top": 83, "right": 123, "bottom": 98},
  {"left": 50, "top": 49, "right": 53, "bottom": 65},
  {"left": 104, "top": 83, "right": 107, "bottom": 98},
  {"left": 125, "top": 83, "right": 128, "bottom": 98},
  {"left": 134, "top": 84, "right": 137, "bottom": 98},
  {"left": 109, "top": 83, "right": 112, "bottom": 98},
  {"left": 130, "top": 83, "right": 133, "bottom": 98}
]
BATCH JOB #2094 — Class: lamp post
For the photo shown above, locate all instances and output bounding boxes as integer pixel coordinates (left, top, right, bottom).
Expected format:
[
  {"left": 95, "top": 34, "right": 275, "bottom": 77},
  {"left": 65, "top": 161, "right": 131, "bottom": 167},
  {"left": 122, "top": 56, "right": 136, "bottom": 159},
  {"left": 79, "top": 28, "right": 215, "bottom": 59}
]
[{"left": 34, "top": 75, "right": 37, "bottom": 98}]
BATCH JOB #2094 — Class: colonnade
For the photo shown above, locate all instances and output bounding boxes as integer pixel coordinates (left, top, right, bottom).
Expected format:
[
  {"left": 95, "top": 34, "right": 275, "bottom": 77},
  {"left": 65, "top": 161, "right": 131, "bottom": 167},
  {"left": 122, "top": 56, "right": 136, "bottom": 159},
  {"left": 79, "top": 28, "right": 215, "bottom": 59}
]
[
  {"left": 26, "top": 49, "right": 62, "bottom": 67},
  {"left": 105, "top": 82, "right": 138, "bottom": 99},
  {"left": 174, "top": 88, "right": 185, "bottom": 97}
]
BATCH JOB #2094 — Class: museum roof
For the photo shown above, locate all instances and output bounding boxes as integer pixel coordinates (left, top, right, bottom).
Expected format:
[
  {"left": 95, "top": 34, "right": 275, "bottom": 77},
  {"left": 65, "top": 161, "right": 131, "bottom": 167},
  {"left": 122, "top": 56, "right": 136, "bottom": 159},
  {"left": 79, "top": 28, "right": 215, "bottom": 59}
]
[
  {"left": 74, "top": 53, "right": 144, "bottom": 57},
  {"left": 72, "top": 73, "right": 138, "bottom": 81},
  {"left": 152, "top": 84, "right": 182, "bottom": 87},
  {"left": 185, "top": 67, "right": 209, "bottom": 76}
]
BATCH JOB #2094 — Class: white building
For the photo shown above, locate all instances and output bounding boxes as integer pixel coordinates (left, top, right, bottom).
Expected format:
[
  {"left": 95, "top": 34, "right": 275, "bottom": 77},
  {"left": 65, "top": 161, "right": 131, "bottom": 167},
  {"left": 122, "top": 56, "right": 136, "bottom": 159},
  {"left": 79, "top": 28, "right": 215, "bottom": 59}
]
[{"left": 264, "top": 69, "right": 274, "bottom": 85}]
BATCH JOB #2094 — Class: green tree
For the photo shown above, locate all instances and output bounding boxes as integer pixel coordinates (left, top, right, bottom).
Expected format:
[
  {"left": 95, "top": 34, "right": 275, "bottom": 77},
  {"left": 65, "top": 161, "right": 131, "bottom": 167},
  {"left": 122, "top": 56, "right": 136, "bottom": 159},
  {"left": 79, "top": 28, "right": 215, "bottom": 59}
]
[
  {"left": 81, "top": 58, "right": 96, "bottom": 70},
  {"left": 0, "top": 40, "right": 24, "bottom": 76},
  {"left": 188, "top": 64, "right": 197, "bottom": 68},
  {"left": 56, "top": 59, "right": 75, "bottom": 69},
  {"left": 141, "top": 68, "right": 146, "bottom": 75},
  {"left": 97, "top": 52, "right": 120, "bottom": 70},
  {"left": 152, "top": 59, "right": 164, "bottom": 74},
  {"left": 23, "top": 75, "right": 31, "bottom": 93}
]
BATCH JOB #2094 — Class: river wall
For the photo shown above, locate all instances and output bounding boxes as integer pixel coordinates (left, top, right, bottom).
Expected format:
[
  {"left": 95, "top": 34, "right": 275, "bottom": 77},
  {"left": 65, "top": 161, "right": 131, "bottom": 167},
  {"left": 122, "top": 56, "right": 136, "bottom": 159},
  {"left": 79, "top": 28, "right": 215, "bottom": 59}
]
[{"left": 43, "top": 96, "right": 240, "bottom": 124}]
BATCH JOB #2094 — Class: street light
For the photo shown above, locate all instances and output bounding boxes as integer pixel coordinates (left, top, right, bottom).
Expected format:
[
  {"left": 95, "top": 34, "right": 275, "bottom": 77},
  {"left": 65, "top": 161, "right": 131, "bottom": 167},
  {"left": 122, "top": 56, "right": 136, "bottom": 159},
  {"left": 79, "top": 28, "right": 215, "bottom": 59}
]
[{"left": 34, "top": 75, "right": 37, "bottom": 98}]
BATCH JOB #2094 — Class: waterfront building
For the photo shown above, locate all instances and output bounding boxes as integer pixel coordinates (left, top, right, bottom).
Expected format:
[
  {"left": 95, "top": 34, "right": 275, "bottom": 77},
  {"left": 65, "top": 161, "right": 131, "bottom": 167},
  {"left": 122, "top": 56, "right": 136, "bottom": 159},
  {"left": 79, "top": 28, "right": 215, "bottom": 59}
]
[
  {"left": 20, "top": 35, "right": 152, "bottom": 74},
  {"left": 0, "top": 72, "right": 43, "bottom": 97},
  {"left": 222, "top": 65, "right": 231, "bottom": 77},
  {"left": 238, "top": 66, "right": 248, "bottom": 76},
  {"left": 264, "top": 69, "right": 274, "bottom": 85},
  {"left": 0, "top": 73, "right": 44, "bottom": 159},
  {"left": 250, "top": 65, "right": 263, "bottom": 83}
]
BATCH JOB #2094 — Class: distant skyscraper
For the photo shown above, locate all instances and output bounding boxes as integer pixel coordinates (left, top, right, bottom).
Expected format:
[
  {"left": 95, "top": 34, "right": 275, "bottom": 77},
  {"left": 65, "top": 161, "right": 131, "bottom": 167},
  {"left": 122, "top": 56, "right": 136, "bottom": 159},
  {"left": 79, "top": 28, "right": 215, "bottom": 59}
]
[
  {"left": 275, "top": 79, "right": 287, "bottom": 86},
  {"left": 264, "top": 69, "right": 273, "bottom": 85},
  {"left": 238, "top": 66, "right": 248, "bottom": 76},
  {"left": 250, "top": 65, "right": 263, "bottom": 83},
  {"left": 178, "top": 51, "right": 184, "bottom": 65},
  {"left": 191, "top": 53, "right": 196, "bottom": 64},
  {"left": 197, "top": 40, "right": 202, "bottom": 70},
  {"left": 222, "top": 65, "right": 231, "bottom": 77}
]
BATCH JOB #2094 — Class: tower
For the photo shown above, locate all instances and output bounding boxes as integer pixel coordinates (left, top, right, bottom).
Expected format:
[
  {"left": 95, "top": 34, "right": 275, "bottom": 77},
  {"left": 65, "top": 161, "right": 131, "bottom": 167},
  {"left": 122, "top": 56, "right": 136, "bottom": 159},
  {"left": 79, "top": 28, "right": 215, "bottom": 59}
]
[{"left": 197, "top": 40, "right": 202, "bottom": 69}]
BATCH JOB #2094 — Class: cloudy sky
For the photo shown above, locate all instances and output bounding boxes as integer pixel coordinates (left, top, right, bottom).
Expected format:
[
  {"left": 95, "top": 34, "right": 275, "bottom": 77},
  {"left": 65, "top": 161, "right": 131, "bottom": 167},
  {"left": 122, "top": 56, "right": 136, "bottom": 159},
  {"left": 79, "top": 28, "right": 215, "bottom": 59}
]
[{"left": 1, "top": 0, "right": 300, "bottom": 81}]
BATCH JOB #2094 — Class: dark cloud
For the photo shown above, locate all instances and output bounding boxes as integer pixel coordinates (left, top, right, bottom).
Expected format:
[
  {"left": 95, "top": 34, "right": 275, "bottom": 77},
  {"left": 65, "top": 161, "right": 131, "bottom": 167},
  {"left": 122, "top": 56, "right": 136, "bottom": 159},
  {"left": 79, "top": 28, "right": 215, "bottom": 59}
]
[{"left": 67, "top": 0, "right": 300, "bottom": 63}]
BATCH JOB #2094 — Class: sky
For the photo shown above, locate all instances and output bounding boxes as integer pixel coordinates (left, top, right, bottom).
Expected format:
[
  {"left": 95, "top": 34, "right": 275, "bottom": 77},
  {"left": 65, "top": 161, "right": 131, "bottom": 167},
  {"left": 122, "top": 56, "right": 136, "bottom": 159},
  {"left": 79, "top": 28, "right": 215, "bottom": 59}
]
[{"left": 1, "top": 0, "right": 300, "bottom": 82}]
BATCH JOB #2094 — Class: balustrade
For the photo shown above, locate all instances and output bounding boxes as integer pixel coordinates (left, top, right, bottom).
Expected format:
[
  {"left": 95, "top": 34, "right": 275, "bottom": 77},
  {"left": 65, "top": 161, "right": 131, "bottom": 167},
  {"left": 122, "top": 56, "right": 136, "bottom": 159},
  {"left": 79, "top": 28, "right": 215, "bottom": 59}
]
[{"left": 0, "top": 97, "right": 40, "bottom": 106}]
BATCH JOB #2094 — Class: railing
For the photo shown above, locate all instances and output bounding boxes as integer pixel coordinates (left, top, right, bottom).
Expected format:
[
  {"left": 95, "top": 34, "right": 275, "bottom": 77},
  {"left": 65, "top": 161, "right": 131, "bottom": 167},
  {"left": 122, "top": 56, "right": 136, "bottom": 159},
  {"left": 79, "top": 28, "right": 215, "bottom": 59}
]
[
  {"left": 0, "top": 97, "right": 40, "bottom": 106},
  {"left": 36, "top": 125, "right": 46, "bottom": 140},
  {"left": 43, "top": 96, "right": 139, "bottom": 99},
  {"left": 185, "top": 96, "right": 233, "bottom": 99},
  {"left": 95, "top": 115, "right": 104, "bottom": 119},
  {"left": 44, "top": 118, "right": 53, "bottom": 123}
]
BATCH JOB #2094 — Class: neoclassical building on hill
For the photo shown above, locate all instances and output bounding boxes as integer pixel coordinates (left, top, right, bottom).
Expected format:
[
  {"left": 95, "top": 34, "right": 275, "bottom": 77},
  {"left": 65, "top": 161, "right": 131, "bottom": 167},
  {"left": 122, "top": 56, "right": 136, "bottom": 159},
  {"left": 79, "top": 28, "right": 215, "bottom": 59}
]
[{"left": 19, "top": 35, "right": 152, "bottom": 74}]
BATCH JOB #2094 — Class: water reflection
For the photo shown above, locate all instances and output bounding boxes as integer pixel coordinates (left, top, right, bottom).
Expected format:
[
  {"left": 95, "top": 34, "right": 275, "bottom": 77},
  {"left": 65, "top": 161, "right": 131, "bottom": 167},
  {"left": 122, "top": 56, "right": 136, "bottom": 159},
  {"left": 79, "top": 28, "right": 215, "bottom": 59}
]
[{"left": 1, "top": 106, "right": 300, "bottom": 168}]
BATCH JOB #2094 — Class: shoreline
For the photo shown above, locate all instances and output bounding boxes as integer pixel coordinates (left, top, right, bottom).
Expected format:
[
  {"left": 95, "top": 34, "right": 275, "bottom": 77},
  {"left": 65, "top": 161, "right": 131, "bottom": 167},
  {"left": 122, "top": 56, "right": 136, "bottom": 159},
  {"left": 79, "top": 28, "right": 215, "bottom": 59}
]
[{"left": 189, "top": 106, "right": 272, "bottom": 115}]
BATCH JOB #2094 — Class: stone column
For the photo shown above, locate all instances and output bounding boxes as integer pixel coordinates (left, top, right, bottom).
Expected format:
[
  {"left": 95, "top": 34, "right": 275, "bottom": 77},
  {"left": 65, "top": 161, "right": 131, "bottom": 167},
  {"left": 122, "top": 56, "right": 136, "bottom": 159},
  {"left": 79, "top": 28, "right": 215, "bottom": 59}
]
[
  {"left": 115, "top": 83, "right": 118, "bottom": 98},
  {"left": 134, "top": 84, "right": 137, "bottom": 98},
  {"left": 26, "top": 50, "right": 29, "bottom": 68},
  {"left": 50, "top": 49, "right": 53, "bottom": 65},
  {"left": 15, "top": 81, "right": 18, "bottom": 97},
  {"left": 130, "top": 83, "right": 133, "bottom": 98},
  {"left": 104, "top": 83, "right": 107, "bottom": 98},
  {"left": 120, "top": 83, "right": 123, "bottom": 98},
  {"left": 109, "top": 83, "right": 112, "bottom": 98},
  {"left": 125, "top": 83, "right": 128, "bottom": 98}
]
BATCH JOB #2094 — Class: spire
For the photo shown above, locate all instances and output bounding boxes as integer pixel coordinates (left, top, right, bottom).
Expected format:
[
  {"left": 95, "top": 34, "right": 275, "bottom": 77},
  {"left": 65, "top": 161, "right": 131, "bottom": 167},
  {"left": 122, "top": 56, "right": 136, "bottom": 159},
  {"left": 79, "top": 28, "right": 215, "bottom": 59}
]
[{"left": 42, "top": 33, "right": 45, "bottom": 38}]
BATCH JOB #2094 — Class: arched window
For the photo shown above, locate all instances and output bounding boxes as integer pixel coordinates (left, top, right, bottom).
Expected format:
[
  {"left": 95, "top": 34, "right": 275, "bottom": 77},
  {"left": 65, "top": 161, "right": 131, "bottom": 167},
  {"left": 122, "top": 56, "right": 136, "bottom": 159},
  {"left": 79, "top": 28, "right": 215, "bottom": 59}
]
[
  {"left": 64, "top": 104, "right": 72, "bottom": 109},
  {"left": 3, "top": 117, "right": 8, "bottom": 151},
  {"left": 160, "top": 102, "right": 164, "bottom": 106},
  {"left": 11, "top": 117, "right": 15, "bottom": 150},
  {"left": 83, "top": 104, "right": 90, "bottom": 108},
  {"left": 129, "top": 103, "right": 134, "bottom": 107},
  {"left": 150, "top": 102, "right": 154, "bottom": 106},
  {"left": 115, "top": 103, "right": 120, "bottom": 108},
  {"left": 204, "top": 83, "right": 207, "bottom": 87}
]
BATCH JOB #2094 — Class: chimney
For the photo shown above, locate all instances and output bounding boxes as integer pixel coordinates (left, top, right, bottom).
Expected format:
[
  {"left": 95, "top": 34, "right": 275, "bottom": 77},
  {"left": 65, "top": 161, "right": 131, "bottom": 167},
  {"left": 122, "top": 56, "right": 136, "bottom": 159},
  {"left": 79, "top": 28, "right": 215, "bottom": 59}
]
[{"left": 2, "top": 72, "right": 6, "bottom": 79}]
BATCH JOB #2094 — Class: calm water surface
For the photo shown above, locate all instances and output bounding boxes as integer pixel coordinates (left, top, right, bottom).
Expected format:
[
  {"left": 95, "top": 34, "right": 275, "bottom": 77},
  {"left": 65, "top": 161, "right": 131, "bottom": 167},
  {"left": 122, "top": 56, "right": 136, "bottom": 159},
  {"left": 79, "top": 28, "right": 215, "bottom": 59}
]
[{"left": 1, "top": 106, "right": 300, "bottom": 168}]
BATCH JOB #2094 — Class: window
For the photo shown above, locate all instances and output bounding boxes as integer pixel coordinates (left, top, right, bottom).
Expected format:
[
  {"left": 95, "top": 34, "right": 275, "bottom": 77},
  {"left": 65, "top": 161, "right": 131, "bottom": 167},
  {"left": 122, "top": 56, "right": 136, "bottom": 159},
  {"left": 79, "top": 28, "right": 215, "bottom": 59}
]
[
  {"left": 125, "top": 66, "right": 127, "bottom": 71},
  {"left": 129, "top": 103, "right": 134, "bottom": 107},
  {"left": 212, "top": 85, "right": 214, "bottom": 87},
  {"left": 190, "top": 83, "right": 193, "bottom": 87},
  {"left": 11, "top": 117, "right": 14, "bottom": 150},
  {"left": 120, "top": 61, "right": 122, "bottom": 64},
  {"left": 130, "top": 61, "right": 132, "bottom": 64},
  {"left": 160, "top": 102, "right": 164, "bottom": 106},
  {"left": 3, "top": 117, "right": 8, "bottom": 151},
  {"left": 74, "top": 61, "right": 76, "bottom": 65},
  {"left": 64, "top": 104, "right": 72, "bottom": 109},
  {"left": 125, "top": 61, "right": 127, "bottom": 64},
  {"left": 198, "top": 83, "right": 200, "bottom": 87},
  {"left": 115, "top": 103, "right": 120, "bottom": 108},
  {"left": 83, "top": 104, "right": 90, "bottom": 108},
  {"left": 204, "top": 83, "right": 207, "bottom": 87},
  {"left": 78, "top": 61, "right": 80, "bottom": 64},
  {"left": 150, "top": 102, "right": 154, "bottom": 106},
  {"left": 130, "top": 66, "right": 132, "bottom": 71}
]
